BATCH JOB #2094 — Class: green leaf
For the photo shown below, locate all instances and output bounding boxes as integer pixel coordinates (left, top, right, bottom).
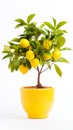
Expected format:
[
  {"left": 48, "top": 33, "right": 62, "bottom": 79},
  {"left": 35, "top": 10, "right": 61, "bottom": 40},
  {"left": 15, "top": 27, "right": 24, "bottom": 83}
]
[
  {"left": 56, "top": 21, "right": 67, "bottom": 29},
  {"left": 27, "top": 14, "right": 36, "bottom": 23},
  {"left": 54, "top": 64, "right": 62, "bottom": 77},
  {"left": 3, "top": 45, "right": 10, "bottom": 52},
  {"left": 56, "top": 30, "right": 67, "bottom": 35},
  {"left": 15, "top": 24, "right": 24, "bottom": 28},
  {"left": 61, "top": 47, "right": 72, "bottom": 51},
  {"left": 44, "top": 22, "right": 54, "bottom": 30},
  {"left": 39, "top": 29, "right": 46, "bottom": 35},
  {"left": 61, "top": 30, "right": 67, "bottom": 33},
  {"left": 46, "top": 62, "right": 51, "bottom": 70},
  {"left": 40, "top": 23, "right": 45, "bottom": 28},
  {"left": 11, "top": 38, "right": 19, "bottom": 42},
  {"left": 2, "top": 54, "right": 10, "bottom": 59},
  {"left": 15, "top": 18, "right": 26, "bottom": 24},
  {"left": 8, "top": 60, "right": 15, "bottom": 72},
  {"left": 39, "top": 58, "right": 44, "bottom": 65},
  {"left": 26, "top": 60, "right": 31, "bottom": 69},
  {"left": 58, "top": 57, "right": 69, "bottom": 63},
  {"left": 57, "top": 36, "right": 65, "bottom": 47},
  {"left": 8, "top": 56, "right": 20, "bottom": 72},
  {"left": 50, "top": 34, "right": 55, "bottom": 40},
  {"left": 52, "top": 17, "right": 56, "bottom": 27},
  {"left": 8, "top": 41, "right": 20, "bottom": 46}
]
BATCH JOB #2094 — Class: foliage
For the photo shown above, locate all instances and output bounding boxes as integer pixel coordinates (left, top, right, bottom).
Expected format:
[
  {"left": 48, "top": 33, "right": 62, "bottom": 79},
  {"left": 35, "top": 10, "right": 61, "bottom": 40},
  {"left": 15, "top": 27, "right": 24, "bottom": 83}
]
[{"left": 2, "top": 14, "right": 71, "bottom": 87}]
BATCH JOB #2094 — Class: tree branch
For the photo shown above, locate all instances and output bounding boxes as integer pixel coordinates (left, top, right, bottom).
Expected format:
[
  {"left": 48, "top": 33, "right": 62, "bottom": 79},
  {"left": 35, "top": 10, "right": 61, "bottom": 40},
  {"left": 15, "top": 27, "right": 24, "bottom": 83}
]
[
  {"left": 41, "top": 67, "right": 49, "bottom": 73},
  {"left": 41, "top": 62, "right": 54, "bottom": 73}
]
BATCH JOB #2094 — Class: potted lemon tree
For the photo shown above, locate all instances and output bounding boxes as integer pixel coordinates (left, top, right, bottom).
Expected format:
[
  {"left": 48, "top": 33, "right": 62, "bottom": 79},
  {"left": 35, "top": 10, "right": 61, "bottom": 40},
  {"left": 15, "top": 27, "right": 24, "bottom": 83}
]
[{"left": 2, "top": 14, "right": 71, "bottom": 118}]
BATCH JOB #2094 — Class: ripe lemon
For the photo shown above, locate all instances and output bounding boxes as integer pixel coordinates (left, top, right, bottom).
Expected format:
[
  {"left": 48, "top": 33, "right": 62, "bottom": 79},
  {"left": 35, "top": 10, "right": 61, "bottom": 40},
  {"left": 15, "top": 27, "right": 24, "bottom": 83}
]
[
  {"left": 52, "top": 49, "right": 61, "bottom": 60},
  {"left": 43, "top": 53, "right": 52, "bottom": 60},
  {"left": 43, "top": 40, "right": 52, "bottom": 50},
  {"left": 20, "top": 39, "right": 30, "bottom": 48},
  {"left": 31, "top": 58, "right": 39, "bottom": 68},
  {"left": 26, "top": 50, "right": 35, "bottom": 61},
  {"left": 19, "top": 64, "right": 29, "bottom": 74}
]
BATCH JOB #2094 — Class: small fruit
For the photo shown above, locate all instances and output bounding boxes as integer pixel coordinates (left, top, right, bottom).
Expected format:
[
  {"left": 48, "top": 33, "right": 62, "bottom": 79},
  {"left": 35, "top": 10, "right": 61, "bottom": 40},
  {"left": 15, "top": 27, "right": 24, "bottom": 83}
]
[
  {"left": 43, "top": 53, "right": 52, "bottom": 60},
  {"left": 57, "top": 36, "right": 65, "bottom": 47},
  {"left": 26, "top": 50, "right": 35, "bottom": 61},
  {"left": 19, "top": 64, "right": 29, "bottom": 74},
  {"left": 20, "top": 39, "right": 30, "bottom": 48},
  {"left": 52, "top": 48, "right": 61, "bottom": 60},
  {"left": 31, "top": 58, "right": 39, "bottom": 68},
  {"left": 43, "top": 40, "right": 52, "bottom": 50}
]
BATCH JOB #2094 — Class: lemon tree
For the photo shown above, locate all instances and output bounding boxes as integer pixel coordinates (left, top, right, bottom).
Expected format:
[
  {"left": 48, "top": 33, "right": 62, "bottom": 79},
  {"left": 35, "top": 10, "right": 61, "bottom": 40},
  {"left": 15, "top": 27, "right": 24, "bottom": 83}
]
[{"left": 2, "top": 14, "right": 71, "bottom": 88}]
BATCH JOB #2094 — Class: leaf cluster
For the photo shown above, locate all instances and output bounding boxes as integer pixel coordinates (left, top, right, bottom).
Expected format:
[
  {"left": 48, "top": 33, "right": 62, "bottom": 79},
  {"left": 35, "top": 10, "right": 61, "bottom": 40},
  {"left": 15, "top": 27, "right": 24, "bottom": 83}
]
[{"left": 2, "top": 14, "right": 71, "bottom": 76}]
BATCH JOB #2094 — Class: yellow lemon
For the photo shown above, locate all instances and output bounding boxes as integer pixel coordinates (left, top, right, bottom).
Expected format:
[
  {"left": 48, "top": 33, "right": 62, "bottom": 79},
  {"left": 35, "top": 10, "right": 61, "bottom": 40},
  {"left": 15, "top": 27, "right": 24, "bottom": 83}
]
[
  {"left": 43, "top": 40, "right": 52, "bottom": 50},
  {"left": 43, "top": 53, "right": 52, "bottom": 60},
  {"left": 31, "top": 58, "right": 39, "bottom": 68},
  {"left": 26, "top": 50, "right": 35, "bottom": 61},
  {"left": 20, "top": 39, "right": 30, "bottom": 48},
  {"left": 19, "top": 64, "right": 29, "bottom": 74},
  {"left": 52, "top": 49, "right": 61, "bottom": 60}
]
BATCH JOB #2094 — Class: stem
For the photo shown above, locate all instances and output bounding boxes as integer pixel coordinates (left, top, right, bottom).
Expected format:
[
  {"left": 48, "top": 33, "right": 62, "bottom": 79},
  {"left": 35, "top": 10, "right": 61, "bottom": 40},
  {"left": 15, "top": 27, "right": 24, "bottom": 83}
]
[
  {"left": 37, "top": 71, "right": 41, "bottom": 87},
  {"left": 41, "top": 62, "right": 54, "bottom": 73},
  {"left": 36, "top": 66, "right": 44, "bottom": 88},
  {"left": 41, "top": 67, "right": 49, "bottom": 73},
  {"left": 35, "top": 62, "right": 54, "bottom": 88}
]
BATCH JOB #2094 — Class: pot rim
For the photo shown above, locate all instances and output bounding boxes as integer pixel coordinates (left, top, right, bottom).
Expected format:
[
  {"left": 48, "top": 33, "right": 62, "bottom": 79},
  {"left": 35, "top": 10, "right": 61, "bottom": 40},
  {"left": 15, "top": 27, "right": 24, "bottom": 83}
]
[{"left": 20, "top": 86, "right": 55, "bottom": 90}]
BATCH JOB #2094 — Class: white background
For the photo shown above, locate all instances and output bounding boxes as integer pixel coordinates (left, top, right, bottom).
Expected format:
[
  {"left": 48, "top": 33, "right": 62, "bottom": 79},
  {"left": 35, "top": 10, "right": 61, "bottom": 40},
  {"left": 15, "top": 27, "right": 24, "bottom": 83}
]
[{"left": 0, "top": 0, "right": 73, "bottom": 130}]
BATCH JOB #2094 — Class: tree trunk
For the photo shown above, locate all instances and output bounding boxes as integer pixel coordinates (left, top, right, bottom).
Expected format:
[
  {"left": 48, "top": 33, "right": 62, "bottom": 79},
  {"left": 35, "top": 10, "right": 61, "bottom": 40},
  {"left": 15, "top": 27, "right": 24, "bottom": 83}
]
[{"left": 36, "top": 71, "right": 42, "bottom": 88}]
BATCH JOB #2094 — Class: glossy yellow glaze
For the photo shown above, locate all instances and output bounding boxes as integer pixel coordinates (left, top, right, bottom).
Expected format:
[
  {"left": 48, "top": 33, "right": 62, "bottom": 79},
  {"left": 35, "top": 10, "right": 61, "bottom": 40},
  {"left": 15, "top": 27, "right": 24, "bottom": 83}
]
[{"left": 20, "top": 87, "right": 54, "bottom": 119}]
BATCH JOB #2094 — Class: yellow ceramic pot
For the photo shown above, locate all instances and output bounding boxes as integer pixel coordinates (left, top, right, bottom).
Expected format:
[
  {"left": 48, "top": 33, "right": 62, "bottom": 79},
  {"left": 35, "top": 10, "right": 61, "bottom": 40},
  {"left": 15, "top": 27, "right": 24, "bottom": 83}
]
[{"left": 20, "top": 87, "right": 54, "bottom": 119}]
